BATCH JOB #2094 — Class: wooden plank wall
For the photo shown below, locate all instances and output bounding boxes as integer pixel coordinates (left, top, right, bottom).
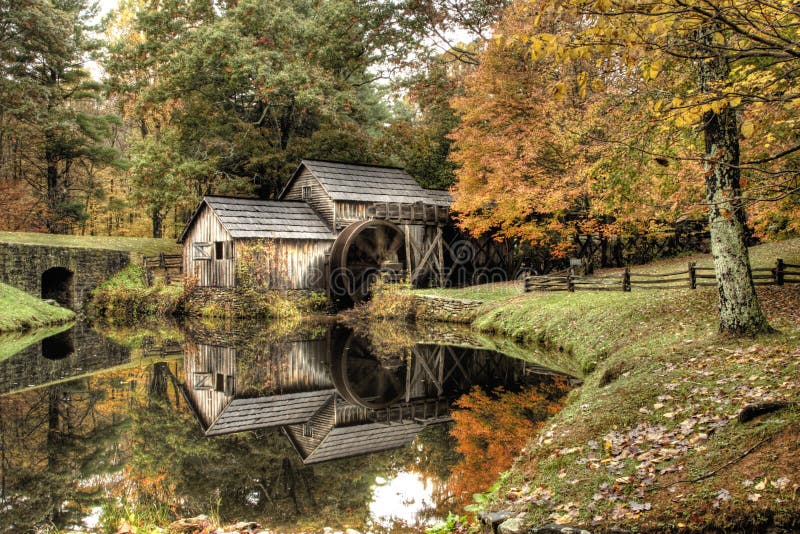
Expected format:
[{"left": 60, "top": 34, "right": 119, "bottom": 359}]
[
  {"left": 285, "top": 399, "right": 336, "bottom": 456},
  {"left": 269, "top": 339, "right": 333, "bottom": 392},
  {"left": 182, "top": 204, "right": 236, "bottom": 287},
  {"left": 283, "top": 169, "right": 335, "bottom": 228},
  {"left": 268, "top": 239, "right": 332, "bottom": 290},
  {"left": 183, "top": 343, "right": 237, "bottom": 429},
  {"left": 334, "top": 201, "right": 370, "bottom": 229}
]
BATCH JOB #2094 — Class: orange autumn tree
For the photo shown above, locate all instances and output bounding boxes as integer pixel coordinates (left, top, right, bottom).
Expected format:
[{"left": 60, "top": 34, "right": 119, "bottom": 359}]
[
  {"left": 452, "top": 0, "right": 800, "bottom": 335},
  {"left": 449, "top": 1, "right": 706, "bottom": 256},
  {"left": 448, "top": 382, "right": 567, "bottom": 504}
]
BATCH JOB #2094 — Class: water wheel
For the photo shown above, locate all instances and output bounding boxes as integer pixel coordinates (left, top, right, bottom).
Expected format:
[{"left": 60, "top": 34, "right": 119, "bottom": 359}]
[
  {"left": 329, "top": 330, "right": 406, "bottom": 409},
  {"left": 328, "top": 219, "right": 407, "bottom": 306}
]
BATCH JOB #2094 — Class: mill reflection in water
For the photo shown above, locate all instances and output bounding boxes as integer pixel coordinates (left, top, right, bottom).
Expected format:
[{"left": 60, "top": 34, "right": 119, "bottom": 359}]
[
  {"left": 179, "top": 326, "right": 575, "bottom": 464},
  {"left": 0, "top": 320, "right": 576, "bottom": 532}
]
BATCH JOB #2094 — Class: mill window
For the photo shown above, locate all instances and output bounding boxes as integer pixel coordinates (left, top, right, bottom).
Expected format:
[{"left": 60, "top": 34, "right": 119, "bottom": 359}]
[{"left": 301, "top": 185, "right": 312, "bottom": 200}]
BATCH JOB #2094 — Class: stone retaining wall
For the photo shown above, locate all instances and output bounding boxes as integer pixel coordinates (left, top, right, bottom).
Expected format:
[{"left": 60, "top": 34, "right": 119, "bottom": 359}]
[
  {"left": 0, "top": 242, "right": 131, "bottom": 309},
  {"left": 412, "top": 294, "right": 486, "bottom": 324},
  {"left": 0, "top": 321, "right": 130, "bottom": 394},
  {"left": 183, "top": 286, "right": 326, "bottom": 317}
]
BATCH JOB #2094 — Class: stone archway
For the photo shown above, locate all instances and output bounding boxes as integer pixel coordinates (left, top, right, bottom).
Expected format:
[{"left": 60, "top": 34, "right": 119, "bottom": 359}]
[
  {"left": 41, "top": 329, "right": 75, "bottom": 360},
  {"left": 41, "top": 267, "right": 75, "bottom": 308}
]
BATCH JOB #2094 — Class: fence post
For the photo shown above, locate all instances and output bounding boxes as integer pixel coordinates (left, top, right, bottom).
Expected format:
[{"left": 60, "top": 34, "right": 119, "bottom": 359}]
[
  {"left": 623, "top": 267, "right": 631, "bottom": 292},
  {"left": 567, "top": 268, "right": 575, "bottom": 292},
  {"left": 776, "top": 258, "right": 784, "bottom": 286},
  {"left": 689, "top": 261, "right": 696, "bottom": 289}
]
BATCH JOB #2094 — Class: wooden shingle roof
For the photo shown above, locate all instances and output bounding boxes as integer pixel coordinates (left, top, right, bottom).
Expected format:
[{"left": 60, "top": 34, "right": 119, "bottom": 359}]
[
  {"left": 205, "top": 390, "right": 335, "bottom": 436},
  {"left": 179, "top": 196, "right": 334, "bottom": 242},
  {"left": 281, "top": 160, "right": 452, "bottom": 206},
  {"left": 299, "top": 421, "right": 423, "bottom": 464}
]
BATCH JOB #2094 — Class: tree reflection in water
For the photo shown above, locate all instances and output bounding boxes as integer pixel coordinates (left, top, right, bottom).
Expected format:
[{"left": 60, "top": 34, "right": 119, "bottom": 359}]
[{"left": 0, "top": 319, "right": 576, "bottom": 532}]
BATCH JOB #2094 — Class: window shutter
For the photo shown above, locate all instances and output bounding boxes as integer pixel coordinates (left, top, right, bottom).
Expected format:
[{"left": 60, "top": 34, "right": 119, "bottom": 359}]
[
  {"left": 193, "top": 373, "right": 212, "bottom": 390},
  {"left": 193, "top": 242, "right": 212, "bottom": 260}
]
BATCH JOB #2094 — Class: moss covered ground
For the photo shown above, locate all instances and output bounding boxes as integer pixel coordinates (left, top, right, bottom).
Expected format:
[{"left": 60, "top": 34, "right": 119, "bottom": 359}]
[
  {"left": 88, "top": 264, "right": 185, "bottom": 323},
  {"left": 0, "top": 282, "right": 75, "bottom": 333},
  {"left": 421, "top": 239, "right": 800, "bottom": 532}
]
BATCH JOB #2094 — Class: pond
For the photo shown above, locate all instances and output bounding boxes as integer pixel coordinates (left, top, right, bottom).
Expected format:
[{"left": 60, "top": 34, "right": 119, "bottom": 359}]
[{"left": 0, "top": 318, "right": 579, "bottom": 533}]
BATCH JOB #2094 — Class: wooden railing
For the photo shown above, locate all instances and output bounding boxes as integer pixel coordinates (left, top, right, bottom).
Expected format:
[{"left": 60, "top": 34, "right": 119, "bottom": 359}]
[
  {"left": 141, "top": 339, "right": 184, "bottom": 358},
  {"left": 524, "top": 259, "right": 800, "bottom": 293},
  {"left": 367, "top": 202, "right": 449, "bottom": 224},
  {"left": 142, "top": 253, "right": 183, "bottom": 286}
]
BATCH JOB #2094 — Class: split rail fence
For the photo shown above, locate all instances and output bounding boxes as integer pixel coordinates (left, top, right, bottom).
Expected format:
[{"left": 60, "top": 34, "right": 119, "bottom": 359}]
[
  {"left": 524, "top": 259, "right": 800, "bottom": 293},
  {"left": 142, "top": 253, "right": 183, "bottom": 286}
]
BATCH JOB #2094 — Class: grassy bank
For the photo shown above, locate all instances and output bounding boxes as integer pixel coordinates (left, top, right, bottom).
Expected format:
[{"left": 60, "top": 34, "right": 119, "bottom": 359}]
[
  {"left": 422, "top": 239, "right": 800, "bottom": 532},
  {"left": 0, "top": 282, "right": 75, "bottom": 333},
  {"left": 0, "top": 231, "right": 180, "bottom": 257}
]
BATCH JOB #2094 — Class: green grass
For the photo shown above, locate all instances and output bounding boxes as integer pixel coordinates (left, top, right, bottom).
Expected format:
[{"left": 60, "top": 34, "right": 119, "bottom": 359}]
[
  {"left": 447, "top": 238, "right": 800, "bottom": 532},
  {"left": 0, "top": 282, "right": 75, "bottom": 333},
  {"left": 0, "top": 322, "right": 73, "bottom": 362},
  {"left": 0, "top": 231, "right": 180, "bottom": 257},
  {"left": 412, "top": 282, "right": 524, "bottom": 301}
]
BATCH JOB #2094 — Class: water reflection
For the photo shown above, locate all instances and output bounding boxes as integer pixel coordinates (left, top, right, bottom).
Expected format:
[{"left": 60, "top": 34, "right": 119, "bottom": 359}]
[
  {"left": 0, "top": 321, "right": 129, "bottom": 394},
  {"left": 0, "top": 319, "right": 576, "bottom": 533}
]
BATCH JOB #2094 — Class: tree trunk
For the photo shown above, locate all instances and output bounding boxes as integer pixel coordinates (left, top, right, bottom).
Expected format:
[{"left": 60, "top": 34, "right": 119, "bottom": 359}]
[
  {"left": 698, "top": 25, "right": 771, "bottom": 336},
  {"left": 45, "top": 141, "right": 67, "bottom": 234},
  {"left": 152, "top": 211, "right": 163, "bottom": 238}
]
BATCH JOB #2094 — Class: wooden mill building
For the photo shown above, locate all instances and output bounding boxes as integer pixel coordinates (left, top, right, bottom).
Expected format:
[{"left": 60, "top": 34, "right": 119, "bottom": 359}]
[{"left": 178, "top": 160, "right": 453, "bottom": 304}]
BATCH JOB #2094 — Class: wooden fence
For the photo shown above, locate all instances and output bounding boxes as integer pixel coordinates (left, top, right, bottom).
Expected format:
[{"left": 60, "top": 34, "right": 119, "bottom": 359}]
[
  {"left": 524, "top": 259, "right": 800, "bottom": 292},
  {"left": 142, "top": 253, "right": 183, "bottom": 286}
]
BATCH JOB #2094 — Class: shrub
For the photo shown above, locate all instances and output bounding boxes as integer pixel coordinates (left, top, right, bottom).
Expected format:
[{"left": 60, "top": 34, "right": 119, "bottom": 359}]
[{"left": 89, "top": 265, "right": 185, "bottom": 323}]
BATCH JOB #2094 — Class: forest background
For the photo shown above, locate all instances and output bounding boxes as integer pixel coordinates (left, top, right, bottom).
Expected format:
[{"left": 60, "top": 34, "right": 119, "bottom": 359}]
[{"left": 1, "top": 0, "right": 798, "bottom": 282}]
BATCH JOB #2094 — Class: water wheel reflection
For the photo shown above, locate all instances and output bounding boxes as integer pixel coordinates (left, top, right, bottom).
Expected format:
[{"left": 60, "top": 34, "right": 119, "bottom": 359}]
[{"left": 329, "top": 331, "right": 406, "bottom": 409}]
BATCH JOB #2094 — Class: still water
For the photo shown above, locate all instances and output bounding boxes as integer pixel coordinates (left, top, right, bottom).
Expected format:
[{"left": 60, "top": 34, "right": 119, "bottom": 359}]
[{"left": 0, "top": 319, "right": 577, "bottom": 533}]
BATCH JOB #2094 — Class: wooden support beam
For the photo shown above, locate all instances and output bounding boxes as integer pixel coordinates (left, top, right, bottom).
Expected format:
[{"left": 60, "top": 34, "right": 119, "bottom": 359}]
[
  {"left": 405, "top": 351, "right": 412, "bottom": 403},
  {"left": 437, "top": 226, "right": 445, "bottom": 287},
  {"left": 404, "top": 224, "right": 412, "bottom": 281},
  {"left": 413, "top": 346, "right": 443, "bottom": 396},
  {"left": 411, "top": 236, "right": 440, "bottom": 284}
]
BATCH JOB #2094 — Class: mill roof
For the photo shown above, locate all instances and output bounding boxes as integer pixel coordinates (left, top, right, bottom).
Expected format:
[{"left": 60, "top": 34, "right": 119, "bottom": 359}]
[
  {"left": 204, "top": 390, "right": 336, "bottom": 436},
  {"left": 178, "top": 196, "right": 334, "bottom": 242},
  {"left": 298, "top": 420, "right": 424, "bottom": 464},
  {"left": 281, "top": 160, "right": 452, "bottom": 206}
]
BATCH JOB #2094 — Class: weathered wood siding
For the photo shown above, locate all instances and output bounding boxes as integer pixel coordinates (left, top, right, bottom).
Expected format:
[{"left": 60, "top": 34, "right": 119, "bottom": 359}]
[
  {"left": 183, "top": 343, "right": 236, "bottom": 429},
  {"left": 236, "top": 339, "right": 333, "bottom": 394},
  {"left": 238, "top": 239, "right": 332, "bottom": 290},
  {"left": 283, "top": 169, "right": 335, "bottom": 229},
  {"left": 334, "top": 201, "right": 371, "bottom": 229},
  {"left": 182, "top": 204, "right": 236, "bottom": 287},
  {"left": 285, "top": 398, "right": 336, "bottom": 457}
]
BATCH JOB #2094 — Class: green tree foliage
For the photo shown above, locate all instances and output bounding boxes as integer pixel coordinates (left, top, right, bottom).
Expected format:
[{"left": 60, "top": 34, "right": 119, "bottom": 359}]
[
  {"left": 104, "top": 0, "right": 397, "bottom": 234},
  {"left": 0, "top": 0, "right": 123, "bottom": 233},
  {"left": 383, "top": 61, "right": 465, "bottom": 190}
]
